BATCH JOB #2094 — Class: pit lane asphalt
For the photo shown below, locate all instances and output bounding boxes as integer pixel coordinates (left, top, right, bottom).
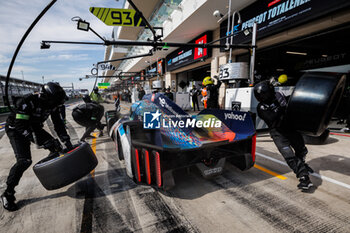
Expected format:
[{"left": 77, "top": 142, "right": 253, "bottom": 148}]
[{"left": 0, "top": 101, "right": 349, "bottom": 233}]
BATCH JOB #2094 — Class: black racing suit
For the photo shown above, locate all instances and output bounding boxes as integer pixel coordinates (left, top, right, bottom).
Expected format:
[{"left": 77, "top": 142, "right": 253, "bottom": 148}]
[
  {"left": 5, "top": 94, "right": 71, "bottom": 193},
  {"left": 257, "top": 92, "right": 309, "bottom": 178},
  {"left": 206, "top": 81, "right": 222, "bottom": 109},
  {"left": 72, "top": 102, "right": 104, "bottom": 140}
]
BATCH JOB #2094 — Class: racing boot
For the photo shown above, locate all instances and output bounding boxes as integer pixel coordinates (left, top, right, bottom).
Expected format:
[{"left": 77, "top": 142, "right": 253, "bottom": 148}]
[
  {"left": 297, "top": 175, "right": 313, "bottom": 190},
  {"left": 1, "top": 191, "right": 18, "bottom": 211}
]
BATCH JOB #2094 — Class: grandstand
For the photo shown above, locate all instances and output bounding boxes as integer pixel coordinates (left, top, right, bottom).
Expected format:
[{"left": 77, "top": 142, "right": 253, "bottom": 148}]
[{"left": 0, "top": 75, "right": 43, "bottom": 112}]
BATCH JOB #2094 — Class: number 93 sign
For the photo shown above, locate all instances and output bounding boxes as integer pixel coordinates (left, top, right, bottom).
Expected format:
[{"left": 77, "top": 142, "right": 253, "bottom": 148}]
[
  {"left": 219, "top": 62, "right": 249, "bottom": 81},
  {"left": 90, "top": 7, "right": 146, "bottom": 27}
]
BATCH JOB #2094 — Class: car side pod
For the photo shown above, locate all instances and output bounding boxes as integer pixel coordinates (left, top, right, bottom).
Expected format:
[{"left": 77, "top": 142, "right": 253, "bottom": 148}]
[
  {"left": 286, "top": 72, "right": 346, "bottom": 136},
  {"left": 33, "top": 142, "right": 98, "bottom": 190}
]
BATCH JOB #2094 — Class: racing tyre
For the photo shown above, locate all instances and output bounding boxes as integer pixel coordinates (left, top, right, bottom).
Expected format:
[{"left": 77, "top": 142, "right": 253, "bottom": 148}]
[
  {"left": 303, "top": 128, "right": 330, "bottom": 145},
  {"left": 229, "top": 153, "right": 254, "bottom": 171},
  {"left": 33, "top": 142, "right": 98, "bottom": 190},
  {"left": 286, "top": 72, "right": 346, "bottom": 136}
]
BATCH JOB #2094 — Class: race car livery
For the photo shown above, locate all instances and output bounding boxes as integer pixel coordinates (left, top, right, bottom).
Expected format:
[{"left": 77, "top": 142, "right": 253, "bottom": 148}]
[{"left": 107, "top": 93, "right": 256, "bottom": 189}]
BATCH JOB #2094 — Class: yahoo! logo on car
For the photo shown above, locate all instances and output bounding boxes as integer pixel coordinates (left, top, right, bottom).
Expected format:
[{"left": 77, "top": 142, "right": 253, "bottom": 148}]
[
  {"left": 143, "top": 110, "right": 161, "bottom": 129},
  {"left": 224, "top": 112, "right": 247, "bottom": 121}
]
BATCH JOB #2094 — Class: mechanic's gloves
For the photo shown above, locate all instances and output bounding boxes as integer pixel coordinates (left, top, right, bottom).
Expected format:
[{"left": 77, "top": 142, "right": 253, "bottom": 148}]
[
  {"left": 59, "top": 134, "right": 73, "bottom": 150},
  {"left": 43, "top": 138, "right": 63, "bottom": 153},
  {"left": 64, "top": 140, "right": 74, "bottom": 150}
]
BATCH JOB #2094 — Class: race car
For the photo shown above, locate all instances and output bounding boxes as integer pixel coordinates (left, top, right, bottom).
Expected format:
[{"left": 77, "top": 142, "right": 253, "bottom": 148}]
[{"left": 107, "top": 93, "right": 256, "bottom": 189}]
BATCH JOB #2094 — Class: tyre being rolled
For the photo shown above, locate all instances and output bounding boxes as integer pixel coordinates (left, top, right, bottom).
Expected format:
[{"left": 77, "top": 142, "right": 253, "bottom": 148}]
[
  {"left": 286, "top": 72, "right": 346, "bottom": 136},
  {"left": 33, "top": 142, "right": 98, "bottom": 190},
  {"left": 303, "top": 129, "right": 330, "bottom": 145}
]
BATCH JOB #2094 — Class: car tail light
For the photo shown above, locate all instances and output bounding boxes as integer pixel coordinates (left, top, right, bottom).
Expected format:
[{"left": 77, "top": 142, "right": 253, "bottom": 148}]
[
  {"left": 154, "top": 151, "right": 162, "bottom": 187},
  {"left": 251, "top": 134, "right": 256, "bottom": 162},
  {"left": 144, "top": 150, "right": 151, "bottom": 185},
  {"left": 135, "top": 148, "right": 141, "bottom": 182}
]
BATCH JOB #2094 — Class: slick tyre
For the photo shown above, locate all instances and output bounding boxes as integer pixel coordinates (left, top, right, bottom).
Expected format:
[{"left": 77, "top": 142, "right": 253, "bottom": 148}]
[
  {"left": 228, "top": 153, "right": 254, "bottom": 171},
  {"left": 286, "top": 72, "right": 346, "bottom": 136},
  {"left": 33, "top": 142, "right": 98, "bottom": 190}
]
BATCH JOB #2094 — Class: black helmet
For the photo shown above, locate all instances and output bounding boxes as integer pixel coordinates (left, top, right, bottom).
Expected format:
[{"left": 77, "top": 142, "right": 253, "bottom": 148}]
[
  {"left": 40, "top": 82, "right": 67, "bottom": 108},
  {"left": 93, "top": 87, "right": 99, "bottom": 93},
  {"left": 254, "top": 81, "right": 275, "bottom": 104}
]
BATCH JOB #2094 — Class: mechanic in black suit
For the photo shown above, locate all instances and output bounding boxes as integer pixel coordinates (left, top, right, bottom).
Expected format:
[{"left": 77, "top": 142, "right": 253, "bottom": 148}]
[
  {"left": 254, "top": 80, "right": 314, "bottom": 190},
  {"left": 1, "top": 82, "right": 72, "bottom": 211}
]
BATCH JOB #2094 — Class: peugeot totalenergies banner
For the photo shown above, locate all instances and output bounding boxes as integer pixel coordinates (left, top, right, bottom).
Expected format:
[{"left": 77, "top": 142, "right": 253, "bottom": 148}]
[{"left": 220, "top": 0, "right": 350, "bottom": 49}]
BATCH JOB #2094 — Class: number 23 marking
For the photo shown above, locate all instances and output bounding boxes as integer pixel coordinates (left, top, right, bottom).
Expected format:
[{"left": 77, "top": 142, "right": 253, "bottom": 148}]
[{"left": 220, "top": 68, "right": 229, "bottom": 79}]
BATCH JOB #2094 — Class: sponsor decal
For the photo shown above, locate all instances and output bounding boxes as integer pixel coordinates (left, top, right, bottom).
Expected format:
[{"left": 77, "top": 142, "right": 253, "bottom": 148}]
[
  {"left": 166, "top": 31, "right": 212, "bottom": 71},
  {"left": 119, "top": 125, "right": 125, "bottom": 136},
  {"left": 220, "top": 0, "right": 350, "bottom": 48},
  {"left": 194, "top": 34, "right": 207, "bottom": 60},
  {"left": 224, "top": 112, "right": 247, "bottom": 121},
  {"left": 241, "top": 0, "right": 311, "bottom": 31}
]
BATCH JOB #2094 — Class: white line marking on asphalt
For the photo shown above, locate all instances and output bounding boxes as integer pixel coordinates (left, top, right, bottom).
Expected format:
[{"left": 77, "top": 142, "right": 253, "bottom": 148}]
[{"left": 256, "top": 152, "right": 350, "bottom": 190}]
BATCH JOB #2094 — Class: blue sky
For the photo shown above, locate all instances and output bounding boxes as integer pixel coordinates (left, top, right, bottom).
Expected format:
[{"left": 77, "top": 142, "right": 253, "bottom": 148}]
[{"left": 0, "top": 0, "right": 125, "bottom": 92}]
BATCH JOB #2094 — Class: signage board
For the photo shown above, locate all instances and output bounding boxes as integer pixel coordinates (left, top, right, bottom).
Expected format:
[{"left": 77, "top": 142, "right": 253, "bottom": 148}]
[
  {"left": 146, "top": 62, "right": 157, "bottom": 75},
  {"left": 166, "top": 31, "right": 212, "bottom": 72},
  {"left": 231, "top": 101, "right": 242, "bottom": 111},
  {"left": 98, "top": 83, "right": 110, "bottom": 87},
  {"left": 157, "top": 59, "right": 164, "bottom": 75},
  {"left": 194, "top": 34, "right": 208, "bottom": 60},
  {"left": 97, "top": 64, "right": 117, "bottom": 70},
  {"left": 219, "top": 63, "right": 249, "bottom": 80},
  {"left": 90, "top": 7, "right": 146, "bottom": 27},
  {"left": 220, "top": 0, "right": 350, "bottom": 49}
]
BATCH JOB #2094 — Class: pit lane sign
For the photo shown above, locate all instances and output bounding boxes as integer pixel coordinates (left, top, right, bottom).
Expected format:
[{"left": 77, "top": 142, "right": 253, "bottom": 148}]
[
  {"left": 219, "top": 63, "right": 249, "bottom": 81},
  {"left": 90, "top": 7, "right": 146, "bottom": 27},
  {"left": 98, "top": 83, "right": 110, "bottom": 89},
  {"left": 97, "top": 64, "right": 117, "bottom": 71}
]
